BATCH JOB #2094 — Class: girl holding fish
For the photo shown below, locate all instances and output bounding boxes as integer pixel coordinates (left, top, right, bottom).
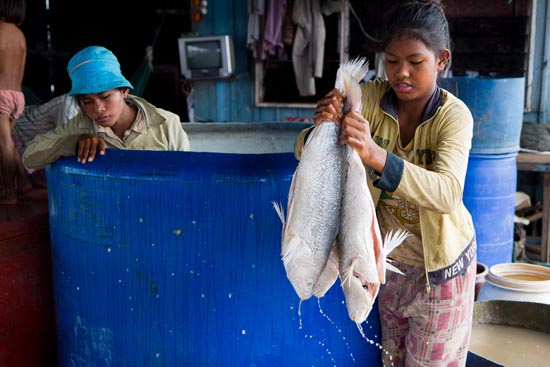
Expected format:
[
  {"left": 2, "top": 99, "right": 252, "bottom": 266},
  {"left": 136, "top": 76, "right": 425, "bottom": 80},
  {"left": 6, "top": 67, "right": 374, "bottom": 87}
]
[{"left": 297, "top": 1, "right": 476, "bottom": 366}]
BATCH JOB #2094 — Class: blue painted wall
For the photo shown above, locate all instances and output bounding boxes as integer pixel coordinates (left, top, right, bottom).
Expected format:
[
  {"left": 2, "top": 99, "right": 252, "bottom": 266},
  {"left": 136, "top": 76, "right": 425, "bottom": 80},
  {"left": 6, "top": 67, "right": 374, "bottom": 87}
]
[
  {"left": 188, "top": 0, "right": 314, "bottom": 122},
  {"left": 188, "top": 0, "right": 550, "bottom": 124}
]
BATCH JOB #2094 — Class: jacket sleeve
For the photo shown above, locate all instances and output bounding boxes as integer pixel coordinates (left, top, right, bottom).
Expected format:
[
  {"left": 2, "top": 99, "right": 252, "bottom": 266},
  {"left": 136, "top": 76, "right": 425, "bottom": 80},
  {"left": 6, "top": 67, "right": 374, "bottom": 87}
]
[
  {"left": 22, "top": 120, "right": 87, "bottom": 170},
  {"left": 381, "top": 101, "right": 473, "bottom": 214}
]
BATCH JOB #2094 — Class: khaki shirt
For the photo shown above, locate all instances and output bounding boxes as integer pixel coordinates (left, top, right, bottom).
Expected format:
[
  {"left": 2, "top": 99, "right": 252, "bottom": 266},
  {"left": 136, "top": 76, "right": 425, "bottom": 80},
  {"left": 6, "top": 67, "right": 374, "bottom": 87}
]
[{"left": 22, "top": 95, "right": 190, "bottom": 169}]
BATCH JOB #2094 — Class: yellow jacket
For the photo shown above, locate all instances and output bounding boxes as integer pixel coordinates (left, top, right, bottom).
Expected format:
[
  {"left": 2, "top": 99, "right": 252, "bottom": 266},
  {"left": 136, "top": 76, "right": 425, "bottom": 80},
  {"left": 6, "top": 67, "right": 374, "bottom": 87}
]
[
  {"left": 295, "top": 80, "right": 476, "bottom": 290},
  {"left": 22, "top": 95, "right": 190, "bottom": 169}
]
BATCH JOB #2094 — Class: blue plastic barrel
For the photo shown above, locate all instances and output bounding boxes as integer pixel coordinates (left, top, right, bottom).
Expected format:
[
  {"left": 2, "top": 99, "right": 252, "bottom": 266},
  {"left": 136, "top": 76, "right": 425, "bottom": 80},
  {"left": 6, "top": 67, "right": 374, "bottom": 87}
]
[
  {"left": 44, "top": 123, "right": 383, "bottom": 367},
  {"left": 463, "top": 153, "right": 518, "bottom": 268},
  {"left": 439, "top": 77, "right": 525, "bottom": 154}
]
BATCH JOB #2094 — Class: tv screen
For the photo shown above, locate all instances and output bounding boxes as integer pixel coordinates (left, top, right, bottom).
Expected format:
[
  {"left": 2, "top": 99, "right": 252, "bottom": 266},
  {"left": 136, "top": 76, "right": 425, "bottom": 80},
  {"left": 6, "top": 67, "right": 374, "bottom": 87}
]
[
  {"left": 186, "top": 41, "right": 222, "bottom": 70},
  {"left": 178, "top": 35, "right": 235, "bottom": 80}
]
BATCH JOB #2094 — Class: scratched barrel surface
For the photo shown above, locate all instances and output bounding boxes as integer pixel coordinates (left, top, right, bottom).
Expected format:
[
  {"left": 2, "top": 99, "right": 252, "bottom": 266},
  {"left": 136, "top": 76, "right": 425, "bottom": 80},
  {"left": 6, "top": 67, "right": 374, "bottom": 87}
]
[
  {"left": 439, "top": 76, "right": 525, "bottom": 154},
  {"left": 45, "top": 123, "right": 383, "bottom": 367}
]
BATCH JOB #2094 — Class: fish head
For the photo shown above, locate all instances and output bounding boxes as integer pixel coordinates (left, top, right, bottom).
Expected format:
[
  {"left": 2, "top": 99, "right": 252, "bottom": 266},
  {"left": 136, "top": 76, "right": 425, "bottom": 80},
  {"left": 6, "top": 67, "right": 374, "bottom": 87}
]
[
  {"left": 289, "top": 277, "right": 315, "bottom": 301},
  {"left": 284, "top": 257, "right": 319, "bottom": 301},
  {"left": 281, "top": 235, "right": 319, "bottom": 300},
  {"left": 341, "top": 277, "right": 380, "bottom": 324}
]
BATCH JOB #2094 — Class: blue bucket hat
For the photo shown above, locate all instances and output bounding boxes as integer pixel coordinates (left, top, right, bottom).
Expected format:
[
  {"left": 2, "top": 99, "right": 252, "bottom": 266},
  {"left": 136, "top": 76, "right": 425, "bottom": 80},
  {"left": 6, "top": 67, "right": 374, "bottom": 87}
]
[{"left": 67, "top": 46, "right": 133, "bottom": 96}]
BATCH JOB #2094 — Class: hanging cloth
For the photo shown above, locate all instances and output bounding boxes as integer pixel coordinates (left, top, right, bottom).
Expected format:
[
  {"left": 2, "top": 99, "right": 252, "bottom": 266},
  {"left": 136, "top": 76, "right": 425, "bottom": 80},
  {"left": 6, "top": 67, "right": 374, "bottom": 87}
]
[
  {"left": 262, "top": 0, "right": 287, "bottom": 60},
  {"left": 291, "top": 0, "right": 326, "bottom": 96},
  {"left": 247, "top": 0, "right": 265, "bottom": 60}
]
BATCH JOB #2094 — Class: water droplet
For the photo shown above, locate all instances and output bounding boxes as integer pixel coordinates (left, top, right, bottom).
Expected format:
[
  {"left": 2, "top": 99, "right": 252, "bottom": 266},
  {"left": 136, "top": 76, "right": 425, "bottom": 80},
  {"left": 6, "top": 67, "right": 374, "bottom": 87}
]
[
  {"left": 241, "top": 330, "right": 246, "bottom": 335},
  {"left": 107, "top": 247, "right": 112, "bottom": 252},
  {"left": 228, "top": 293, "right": 233, "bottom": 299},
  {"left": 76, "top": 286, "right": 80, "bottom": 291},
  {"left": 139, "top": 218, "right": 143, "bottom": 223}
]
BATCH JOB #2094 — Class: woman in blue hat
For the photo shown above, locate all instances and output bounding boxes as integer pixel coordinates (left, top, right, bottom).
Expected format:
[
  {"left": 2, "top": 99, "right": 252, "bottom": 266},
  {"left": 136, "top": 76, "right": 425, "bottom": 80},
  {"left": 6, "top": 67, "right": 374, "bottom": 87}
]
[{"left": 22, "top": 46, "right": 190, "bottom": 169}]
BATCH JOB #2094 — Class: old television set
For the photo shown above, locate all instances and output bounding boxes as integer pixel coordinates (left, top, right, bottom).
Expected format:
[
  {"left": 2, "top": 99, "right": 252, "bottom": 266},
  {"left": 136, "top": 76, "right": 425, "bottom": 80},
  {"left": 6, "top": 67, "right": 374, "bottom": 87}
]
[{"left": 178, "top": 35, "right": 235, "bottom": 81}]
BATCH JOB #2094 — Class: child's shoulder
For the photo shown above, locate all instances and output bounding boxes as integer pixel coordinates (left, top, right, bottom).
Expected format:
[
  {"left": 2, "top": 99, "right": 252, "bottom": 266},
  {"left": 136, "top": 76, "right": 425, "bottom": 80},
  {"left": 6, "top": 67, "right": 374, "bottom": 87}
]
[
  {"left": 0, "top": 21, "right": 25, "bottom": 46},
  {"left": 361, "top": 79, "right": 391, "bottom": 100}
]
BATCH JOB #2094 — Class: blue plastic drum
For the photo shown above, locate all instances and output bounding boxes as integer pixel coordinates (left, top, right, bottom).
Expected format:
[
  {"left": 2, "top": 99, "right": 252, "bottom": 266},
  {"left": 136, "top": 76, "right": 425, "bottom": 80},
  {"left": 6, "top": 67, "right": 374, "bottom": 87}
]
[
  {"left": 439, "top": 77, "right": 525, "bottom": 154},
  {"left": 463, "top": 153, "right": 518, "bottom": 267},
  {"left": 45, "top": 123, "right": 384, "bottom": 367}
]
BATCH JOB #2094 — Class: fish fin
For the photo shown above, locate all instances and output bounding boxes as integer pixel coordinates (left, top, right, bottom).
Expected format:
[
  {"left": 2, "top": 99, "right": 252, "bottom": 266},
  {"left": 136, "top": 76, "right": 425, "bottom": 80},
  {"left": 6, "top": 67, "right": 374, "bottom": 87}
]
[
  {"left": 383, "top": 228, "right": 410, "bottom": 257},
  {"left": 385, "top": 260, "right": 405, "bottom": 276},
  {"left": 342, "top": 258, "right": 356, "bottom": 288},
  {"left": 272, "top": 201, "right": 285, "bottom": 224},
  {"left": 281, "top": 235, "right": 304, "bottom": 263}
]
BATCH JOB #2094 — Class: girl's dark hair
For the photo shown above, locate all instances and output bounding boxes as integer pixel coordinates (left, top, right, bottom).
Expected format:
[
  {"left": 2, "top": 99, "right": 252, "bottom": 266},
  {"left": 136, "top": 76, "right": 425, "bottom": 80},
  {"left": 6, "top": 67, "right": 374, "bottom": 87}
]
[
  {"left": 381, "top": 0, "right": 451, "bottom": 68},
  {"left": 0, "top": 0, "right": 26, "bottom": 25}
]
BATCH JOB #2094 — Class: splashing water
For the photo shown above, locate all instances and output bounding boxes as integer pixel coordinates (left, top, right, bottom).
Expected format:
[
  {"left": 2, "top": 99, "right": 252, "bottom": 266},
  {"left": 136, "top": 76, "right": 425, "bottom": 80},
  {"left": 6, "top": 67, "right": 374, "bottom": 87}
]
[
  {"left": 293, "top": 298, "right": 398, "bottom": 366},
  {"left": 298, "top": 299, "right": 303, "bottom": 330},
  {"left": 317, "top": 298, "right": 355, "bottom": 365},
  {"left": 356, "top": 323, "right": 395, "bottom": 367}
]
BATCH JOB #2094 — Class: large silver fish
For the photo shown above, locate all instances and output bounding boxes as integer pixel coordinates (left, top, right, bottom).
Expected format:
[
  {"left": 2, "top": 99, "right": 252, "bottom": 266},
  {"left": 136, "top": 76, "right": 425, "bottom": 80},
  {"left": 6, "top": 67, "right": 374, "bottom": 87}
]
[
  {"left": 273, "top": 59, "right": 370, "bottom": 301},
  {"left": 337, "top": 61, "right": 408, "bottom": 324},
  {"left": 273, "top": 120, "right": 344, "bottom": 301}
]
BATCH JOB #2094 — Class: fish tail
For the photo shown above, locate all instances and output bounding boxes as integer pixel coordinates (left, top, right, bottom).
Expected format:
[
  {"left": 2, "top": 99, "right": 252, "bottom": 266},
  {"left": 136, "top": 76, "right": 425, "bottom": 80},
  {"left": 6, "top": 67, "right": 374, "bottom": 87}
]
[
  {"left": 339, "top": 57, "right": 369, "bottom": 112},
  {"left": 334, "top": 57, "right": 369, "bottom": 96},
  {"left": 383, "top": 229, "right": 410, "bottom": 256},
  {"left": 341, "top": 57, "right": 370, "bottom": 83},
  {"left": 345, "top": 75, "right": 363, "bottom": 112}
]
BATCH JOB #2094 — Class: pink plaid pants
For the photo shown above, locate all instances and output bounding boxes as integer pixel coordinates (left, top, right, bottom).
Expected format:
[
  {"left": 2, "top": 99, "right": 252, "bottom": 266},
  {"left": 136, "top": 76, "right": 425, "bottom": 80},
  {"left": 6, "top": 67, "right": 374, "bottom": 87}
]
[{"left": 378, "top": 259, "right": 476, "bottom": 367}]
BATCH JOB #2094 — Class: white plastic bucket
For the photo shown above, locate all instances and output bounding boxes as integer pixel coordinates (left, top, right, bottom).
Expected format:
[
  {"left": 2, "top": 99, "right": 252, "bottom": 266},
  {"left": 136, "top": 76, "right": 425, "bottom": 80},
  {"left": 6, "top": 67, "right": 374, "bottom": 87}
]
[{"left": 477, "top": 263, "right": 550, "bottom": 305}]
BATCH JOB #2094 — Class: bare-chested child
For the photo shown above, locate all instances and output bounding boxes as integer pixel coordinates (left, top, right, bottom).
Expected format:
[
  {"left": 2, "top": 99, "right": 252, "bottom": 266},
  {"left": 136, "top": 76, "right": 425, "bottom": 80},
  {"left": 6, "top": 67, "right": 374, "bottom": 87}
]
[{"left": 0, "top": 0, "right": 32, "bottom": 204}]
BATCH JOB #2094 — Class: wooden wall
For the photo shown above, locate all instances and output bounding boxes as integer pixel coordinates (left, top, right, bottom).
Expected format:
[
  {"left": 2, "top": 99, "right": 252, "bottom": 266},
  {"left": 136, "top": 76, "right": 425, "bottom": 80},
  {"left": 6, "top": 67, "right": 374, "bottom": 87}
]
[
  {"left": 190, "top": 0, "right": 533, "bottom": 123},
  {"left": 189, "top": 0, "right": 314, "bottom": 123}
]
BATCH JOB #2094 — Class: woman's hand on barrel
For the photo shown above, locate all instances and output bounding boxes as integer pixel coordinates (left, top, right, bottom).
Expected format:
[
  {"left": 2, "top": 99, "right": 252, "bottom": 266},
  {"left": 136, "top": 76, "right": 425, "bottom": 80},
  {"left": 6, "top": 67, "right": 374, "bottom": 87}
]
[
  {"left": 77, "top": 134, "right": 106, "bottom": 163},
  {"left": 313, "top": 88, "right": 344, "bottom": 126}
]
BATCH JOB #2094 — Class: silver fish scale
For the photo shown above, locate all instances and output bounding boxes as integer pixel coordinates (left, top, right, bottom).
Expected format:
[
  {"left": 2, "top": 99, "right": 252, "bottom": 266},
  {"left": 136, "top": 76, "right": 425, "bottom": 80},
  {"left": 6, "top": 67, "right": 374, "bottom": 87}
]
[{"left": 291, "top": 121, "right": 344, "bottom": 264}]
